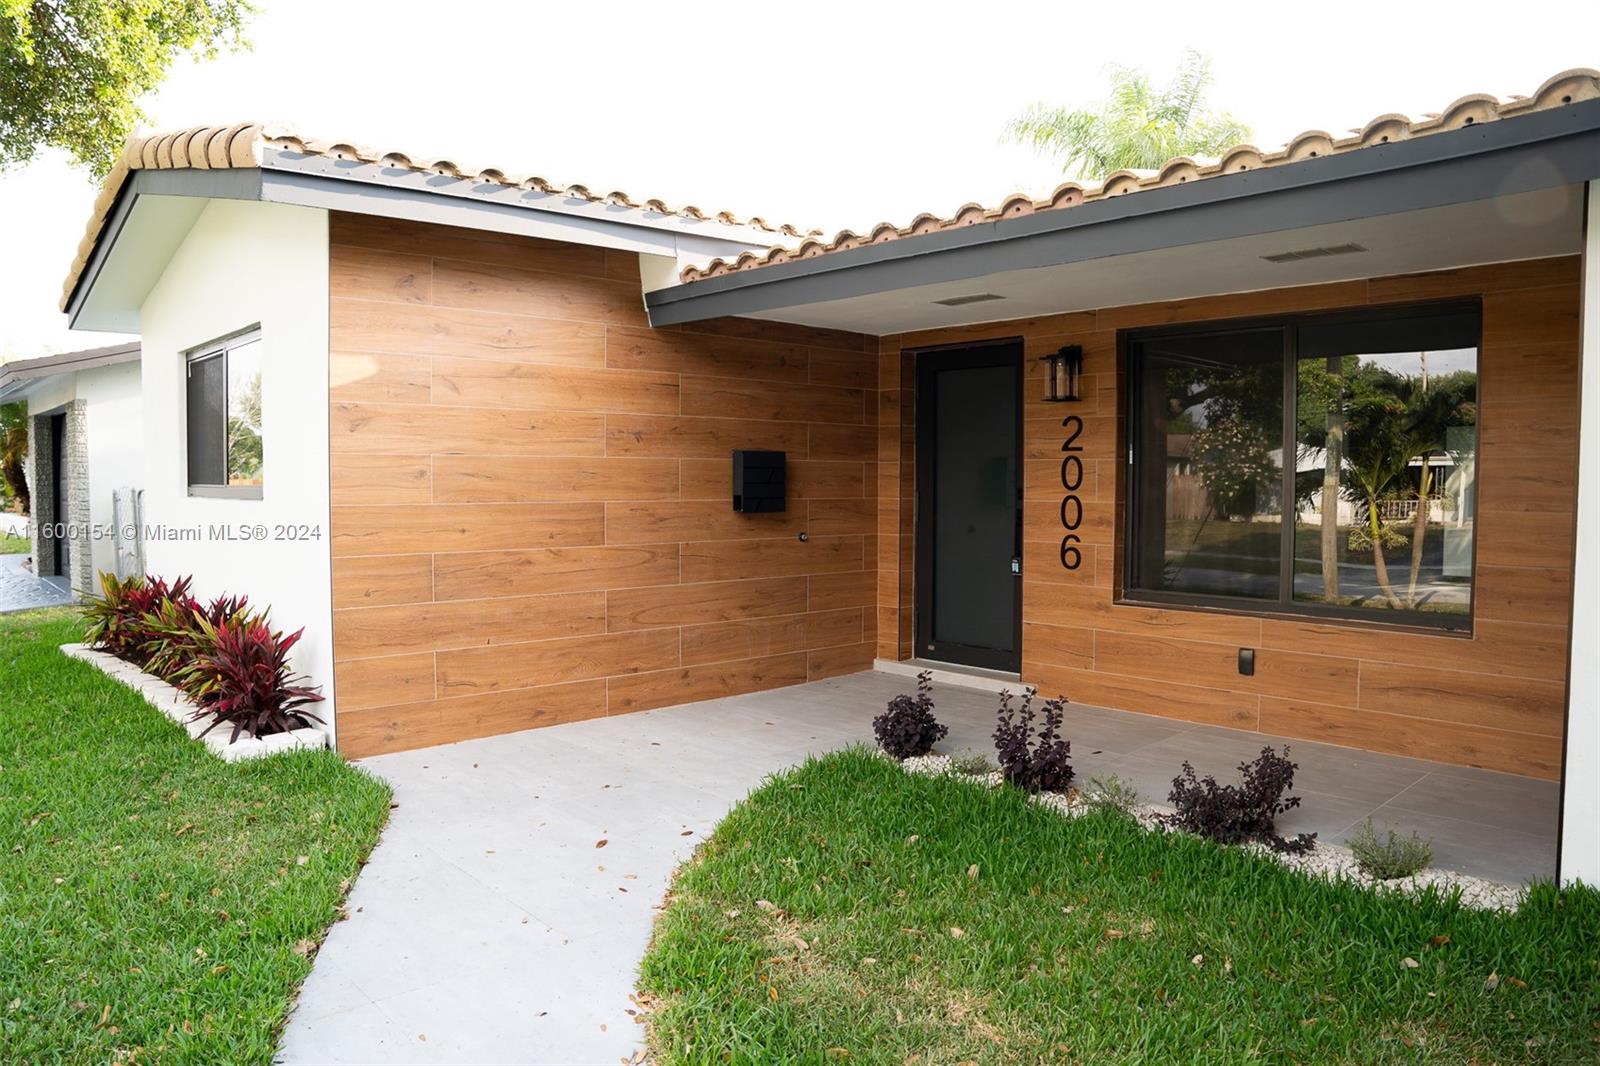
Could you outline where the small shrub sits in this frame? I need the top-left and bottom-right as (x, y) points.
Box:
(950, 750), (998, 775)
(1348, 818), (1433, 880)
(872, 671), (948, 759)
(993, 689), (1073, 794)
(179, 618), (324, 742)
(1084, 775), (1142, 815)
(1166, 746), (1316, 853)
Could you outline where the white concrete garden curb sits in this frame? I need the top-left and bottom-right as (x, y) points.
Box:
(60, 642), (327, 762)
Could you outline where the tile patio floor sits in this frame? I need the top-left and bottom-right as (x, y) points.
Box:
(0, 552), (72, 613)
(278, 670), (1559, 1065)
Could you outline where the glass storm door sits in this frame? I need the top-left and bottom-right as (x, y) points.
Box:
(914, 342), (1023, 671)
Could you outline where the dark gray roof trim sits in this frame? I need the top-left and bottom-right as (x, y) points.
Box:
(646, 98), (1600, 328)
(64, 161), (781, 327)
(64, 168), (262, 325)
(259, 170), (770, 264)
(0, 342), (140, 399)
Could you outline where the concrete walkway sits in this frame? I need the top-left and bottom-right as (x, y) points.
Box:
(278, 671), (1558, 1065)
(0, 552), (71, 613)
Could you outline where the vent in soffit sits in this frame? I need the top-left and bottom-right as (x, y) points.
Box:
(1260, 242), (1368, 263)
(932, 292), (1006, 306)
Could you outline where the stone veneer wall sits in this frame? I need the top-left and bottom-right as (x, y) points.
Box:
(28, 399), (93, 595)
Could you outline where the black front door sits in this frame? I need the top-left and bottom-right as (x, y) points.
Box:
(915, 342), (1023, 671)
(49, 413), (69, 579)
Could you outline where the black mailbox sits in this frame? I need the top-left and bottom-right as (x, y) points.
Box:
(732, 450), (786, 513)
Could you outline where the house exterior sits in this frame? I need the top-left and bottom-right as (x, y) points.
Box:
(0, 342), (143, 592)
(57, 69), (1600, 882)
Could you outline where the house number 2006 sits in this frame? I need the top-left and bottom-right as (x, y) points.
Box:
(1059, 415), (1085, 570)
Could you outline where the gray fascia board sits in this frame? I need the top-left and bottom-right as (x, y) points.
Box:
(64, 168), (262, 325)
(646, 99), (1600, 326)
(258, 160), (777, 260)
(65, 160), (774, 326)
(0, 345), (140, 399)
(5, 342), (140, 376)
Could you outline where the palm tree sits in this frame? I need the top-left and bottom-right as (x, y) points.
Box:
(0, 402), (28, 515)
(1004, 50), (1251, 180)
(1400, 369), (1476, 607)
(1295, 357), (1353, 602)
(1341, 402), (1412, 610)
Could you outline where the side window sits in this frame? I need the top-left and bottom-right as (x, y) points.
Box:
(186, 330), (264, 498)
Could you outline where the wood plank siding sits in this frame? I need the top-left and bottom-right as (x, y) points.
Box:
(327, 214), (878, 757)
(327, 212), (1576, 779)
(877, 257), (1580, 779)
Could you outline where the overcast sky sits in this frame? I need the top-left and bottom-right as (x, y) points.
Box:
(0, 0), (1592, 357)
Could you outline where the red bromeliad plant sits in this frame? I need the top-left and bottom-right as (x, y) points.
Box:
(179, 617), (324, 742)
(81, 572), (325, 743)
(142, 591), (258, 685)
(82, 572), (195, 664)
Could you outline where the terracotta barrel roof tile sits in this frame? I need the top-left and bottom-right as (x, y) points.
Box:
(676, 67), (1600, 284)
(59, 122), (819, 309)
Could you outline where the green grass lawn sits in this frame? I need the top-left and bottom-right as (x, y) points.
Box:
(641, 750), (1600, 1065)
(0, 608), (392, 1064)
(0, 529), (29, 553)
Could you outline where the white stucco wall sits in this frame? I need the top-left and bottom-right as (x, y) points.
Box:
(136, 198), (336, 741)
(82, 360), (143, 580)
(21, 374), (75, 420)
(1563, 181), (1599, 887)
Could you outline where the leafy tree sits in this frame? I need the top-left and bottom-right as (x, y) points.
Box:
(226, 369), (262, 484)
(1155, 356), (1282, 590)
(1, 0), (253, 176)
(1163, 356), (1282, 524)
(1189, 416), (1277, 521)
(1, 401), (27, 514)
(1004, 50), (1250, 180)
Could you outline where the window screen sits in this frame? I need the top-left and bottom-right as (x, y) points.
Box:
(186, 352), (227, 487)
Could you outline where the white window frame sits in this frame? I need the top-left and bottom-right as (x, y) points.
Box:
(185, 326), (264, 500)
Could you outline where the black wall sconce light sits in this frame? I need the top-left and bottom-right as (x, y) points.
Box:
(1040, 344), (1084, 402)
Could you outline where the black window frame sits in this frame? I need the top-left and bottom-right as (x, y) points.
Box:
(1121, 299), (1481, 634)
(185, 326), (264, 500)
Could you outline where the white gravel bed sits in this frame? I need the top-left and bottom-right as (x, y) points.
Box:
(895, 751), (1523, 911)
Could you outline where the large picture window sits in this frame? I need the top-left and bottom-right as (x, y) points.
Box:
(1126, 304), (1479, 629)
(186, 329), (264, 498)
